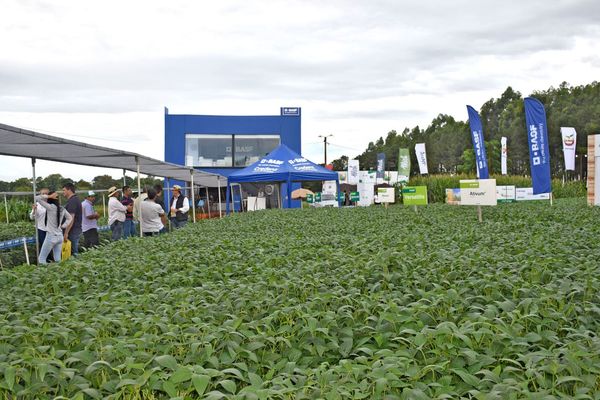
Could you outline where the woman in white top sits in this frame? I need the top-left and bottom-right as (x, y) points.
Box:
(35, 191), (73, 264)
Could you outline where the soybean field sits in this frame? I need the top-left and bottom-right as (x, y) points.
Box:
(1, 199), (600, 399)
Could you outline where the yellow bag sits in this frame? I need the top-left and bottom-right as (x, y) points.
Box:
(61, 239), (72, 262)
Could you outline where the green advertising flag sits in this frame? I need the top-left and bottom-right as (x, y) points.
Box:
(398, 148), (410, 184)
(402, 186), (428, 205)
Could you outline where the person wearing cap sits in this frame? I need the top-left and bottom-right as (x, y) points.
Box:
(169, 184), (189, 229)
(30, 187), (53, 262)
(108, 186), (130, 241)
(81, 190), (100, 248)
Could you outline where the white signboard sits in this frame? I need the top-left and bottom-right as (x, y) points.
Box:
(359, 171), (376, 184)
(323, 180), (337, 195)
(460, 179), (497, 206)
(516, 187), (550, 201)
(377, 187), (395, 203)
(348, 159), (359, 185)
(357, 182), (374, 207)
(415, 143), (428, 174)
(496, 185), (516, 202)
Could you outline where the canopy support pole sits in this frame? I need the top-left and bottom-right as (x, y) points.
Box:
(4, 194), (8, 223)
(102, 194), (106, 218)
(278, 184), (282, 209)
(218, 179), (223, 218)
(122, 169), (127, 187)
(32, 158), (39, 264)
(190, 169), (196, 223)
(225, 182), (230, 215)
(165, 178), (171, 232)
(287, 179), (292, 209)
(136, 156), (143, 237)
(205, 186), (211, 218)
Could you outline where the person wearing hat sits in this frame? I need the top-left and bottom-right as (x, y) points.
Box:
(81, 190), (100, 248)
(169, 184), (189, 229)
(107, 186), (130, 241)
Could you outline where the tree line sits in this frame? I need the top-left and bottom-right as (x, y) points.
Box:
(0, 174), (163, 193)
(332, 81), (600, 178)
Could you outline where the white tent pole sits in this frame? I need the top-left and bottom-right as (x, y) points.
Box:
(102, 194), (106, 218)
(218, 179), (222, 218)
(190, 169), (196, 223)
(122, 169), (127, 187)
(205, 186), (210, 218)
(4, 194), (8, 223)
(31, 158), (39, 264)
(165, 178), (171, 232)
(136, 156), (143, 237)
(278, 184), (282, 209)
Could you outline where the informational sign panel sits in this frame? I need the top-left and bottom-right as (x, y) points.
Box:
(315, 192), (322, 202)
(377, 187), (395, 203)
(359, 171), (376, 184)
(403, 186), (428, 205)
(445, 188), (461, 205)
(515, 188), (550, 201)
(496, 185), (516, 203)
(350, 192), (360, 202)
(460, 179), (497, 206)
(348, 160), (360, 185)
(306, 194), (314, 203)
(357, 183), (374, 207)
(322, 180), (336, 194)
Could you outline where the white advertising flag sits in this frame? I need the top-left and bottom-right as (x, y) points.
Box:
(501, 137), (508, 175)
(347, 159), (360, 184)
(560, 127), (577, 171)
(415, 143), (428, 174)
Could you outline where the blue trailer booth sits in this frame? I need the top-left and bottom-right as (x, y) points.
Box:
(164, 107), (303, 209)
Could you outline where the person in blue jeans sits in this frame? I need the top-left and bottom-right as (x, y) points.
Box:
(121, 186), (136, 238)
(62, 182), (82, 256)
(35, 191), (73, 264)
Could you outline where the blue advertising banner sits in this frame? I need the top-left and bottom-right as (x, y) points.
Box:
(376, 153), (385, 179)
(466, 105), (489, 179)
(524, 97), (552, 194)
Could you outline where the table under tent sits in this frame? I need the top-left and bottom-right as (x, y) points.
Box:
(225, 144), (340, 213)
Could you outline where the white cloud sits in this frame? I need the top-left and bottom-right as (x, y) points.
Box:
(1, 0), (600, 181)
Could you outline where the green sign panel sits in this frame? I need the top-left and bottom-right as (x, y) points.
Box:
(402, 186), (428, 205)
(460, 181), (480, 189)
(338, 193), (345, 202)
(315, 192), (322, 202)
(306, 194), (314, 203)
(350, 191), (360, 202)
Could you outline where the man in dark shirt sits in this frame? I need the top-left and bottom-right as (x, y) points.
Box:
(154, 184), (167, 233)
(121, 186), (136, 238)
(62, 182), (83, 256)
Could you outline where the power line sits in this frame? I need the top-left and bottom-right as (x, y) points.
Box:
(327, 142), (364, 153)
(15, 125), (139, 144)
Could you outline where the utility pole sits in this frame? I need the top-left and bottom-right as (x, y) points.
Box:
(318, 134), (333, 165)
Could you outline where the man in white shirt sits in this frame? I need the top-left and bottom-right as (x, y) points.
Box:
(141, 188), (166, 236)
(107, 186), (130, 241)
(169, 184), (190, 229)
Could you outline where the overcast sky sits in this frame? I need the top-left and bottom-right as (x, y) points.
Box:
(1, 0), (599, 182)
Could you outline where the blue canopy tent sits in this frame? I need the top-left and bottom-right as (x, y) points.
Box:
(225, 144), (340, 213)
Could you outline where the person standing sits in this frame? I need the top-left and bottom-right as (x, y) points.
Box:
(141, 188), (167, 236)
(132, 187), (148, 231)
(81, 191), (100, 248)
(108, 186), (129, 241)
(154, 184), (167, 233)
(121, 186), (136, 238)
(30, 187), (52, 262)
(62, 182), (82, 256)
(35, 191), (72, 264)
(169, 184), (189, 229)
